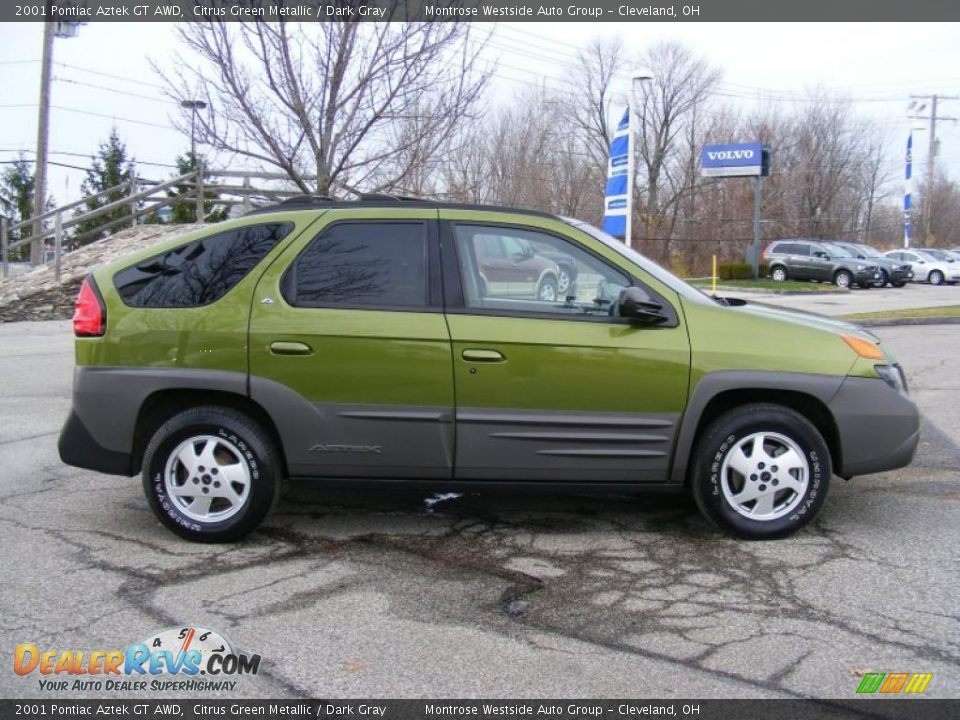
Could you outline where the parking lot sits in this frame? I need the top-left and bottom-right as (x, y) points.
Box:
(1, 315), (958, 699)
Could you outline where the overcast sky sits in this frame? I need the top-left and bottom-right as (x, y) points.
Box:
(1, 21), (959, 205)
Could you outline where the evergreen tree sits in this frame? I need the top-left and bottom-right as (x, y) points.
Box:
(169, 152), (228, 224)
(142, 152), (228, 226)
(74, 128), (136, 243)
(1, 155), (38, 261)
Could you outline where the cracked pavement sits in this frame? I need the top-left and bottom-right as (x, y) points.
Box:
(1, 320), (958, 699)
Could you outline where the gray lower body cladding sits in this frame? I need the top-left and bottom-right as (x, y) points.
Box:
(60, 367), (919, 485)
(58, 366), (247, 476)
(827, 376), (920, 476)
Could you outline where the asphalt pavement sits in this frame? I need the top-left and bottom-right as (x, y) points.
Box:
(1, 318), (958, 700)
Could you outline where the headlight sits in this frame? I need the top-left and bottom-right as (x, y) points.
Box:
(875, 364), (908, 394)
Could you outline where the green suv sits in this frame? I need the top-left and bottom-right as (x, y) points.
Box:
(58, 197), (920, 542)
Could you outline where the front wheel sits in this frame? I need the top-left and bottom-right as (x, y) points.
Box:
(874, 270), (889, 288)
(142, 406), (280, 542)
(892, 281), (906, 288)
(929, 270), (944, 286)
(690, 403), (831, 539)
(833, 270), (853, 288)
(537, 276), (559, 302)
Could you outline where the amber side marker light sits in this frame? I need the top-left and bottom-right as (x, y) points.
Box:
(842, 334), (884, 360)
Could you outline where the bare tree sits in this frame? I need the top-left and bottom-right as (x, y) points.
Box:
(634, 42), (721, 252)
(566, 38), (627, 169)
(156, 18), (491, 195)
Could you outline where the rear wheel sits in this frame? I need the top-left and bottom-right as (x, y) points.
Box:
(833, 270), (853, 288)
(142, 406), (280, 542)
(771, 266), (788, 282)
(690, 403), (831, 539)
(929, 270), (944, 286)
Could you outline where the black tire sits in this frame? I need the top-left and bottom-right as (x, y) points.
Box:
(833, 270), (853, 288)
(929, 270), (944, 286)
(537, 276), (559, 302)
(770, 265), (789, 282)
(557, 265), (575, 297)
(857, 282), (872, 289)
(892, 281), (906, 288)
(142, 406), (280, 542)
(874, 270), (889, 288)
(690, 403), (831, 540)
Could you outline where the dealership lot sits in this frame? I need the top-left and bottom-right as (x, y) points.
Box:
(1, 317), (958, 699)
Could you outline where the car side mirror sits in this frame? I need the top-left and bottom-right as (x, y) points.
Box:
(618, 287), (668, 324)
(814, 251), (828, 259)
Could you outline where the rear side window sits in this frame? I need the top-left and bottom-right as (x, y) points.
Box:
(115, 223), (292, 308)
(282, 221), (427, 308)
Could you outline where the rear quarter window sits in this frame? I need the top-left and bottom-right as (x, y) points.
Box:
(281, 221), (428, 308)
(114, 223), (293, 308)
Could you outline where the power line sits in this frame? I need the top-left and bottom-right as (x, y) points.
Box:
(53, 76), (169, 104)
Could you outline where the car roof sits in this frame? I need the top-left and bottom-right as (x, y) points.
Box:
(242, 194), (559, 220)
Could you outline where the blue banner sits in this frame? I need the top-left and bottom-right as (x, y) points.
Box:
(904, 132), (912, 247)
(700, 142), (764, 177)
(602, 108), (631, 239)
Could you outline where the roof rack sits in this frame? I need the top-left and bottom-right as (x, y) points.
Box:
(279, 194), (335, 204)
(357, 193), (423, 202)
(243, 195), (558, 220)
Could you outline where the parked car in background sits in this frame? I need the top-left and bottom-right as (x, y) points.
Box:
(475, 232), (562, 301)
(884, 249), (960, 286)
(762, 239), (882, 288)
(58, 196), (919, 542)
(827, 242), (913, 288)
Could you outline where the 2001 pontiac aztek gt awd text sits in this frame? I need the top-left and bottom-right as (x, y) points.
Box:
(58, 197), (920, 542)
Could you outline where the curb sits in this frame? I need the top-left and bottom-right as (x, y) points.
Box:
(698, 285), (850, 296)
(848, 316), (960, 328)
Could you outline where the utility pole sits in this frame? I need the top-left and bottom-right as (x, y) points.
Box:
(31, 17), (55, 266)
(909, 94), (959, 247)
(31, 16), (82, 266)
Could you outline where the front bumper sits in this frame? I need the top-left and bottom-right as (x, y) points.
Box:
(853, 269), (883, 284)
(828, 376), (920, 477)
(889, 267), (914, 283)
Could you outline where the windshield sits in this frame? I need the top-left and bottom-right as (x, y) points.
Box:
(853, 244), (883, 258)
(825, 244), (852, 258)
(562, 218), (712, 304)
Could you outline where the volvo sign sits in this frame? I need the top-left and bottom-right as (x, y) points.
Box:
(700, 142), (769, 177)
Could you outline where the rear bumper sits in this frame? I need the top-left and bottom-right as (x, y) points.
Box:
(828, 376), (920, 477)
(58, 410), (133, 476)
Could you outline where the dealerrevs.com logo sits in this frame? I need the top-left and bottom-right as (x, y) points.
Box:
(14, 626), (261, 693)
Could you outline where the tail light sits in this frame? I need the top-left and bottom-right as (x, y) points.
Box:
(73, 276), (106, 337)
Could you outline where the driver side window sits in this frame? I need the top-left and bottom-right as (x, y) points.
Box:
(452, 224), (630, 318)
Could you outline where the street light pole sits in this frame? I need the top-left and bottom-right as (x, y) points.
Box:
(626, 70), (653, 248)
(180, 99), (207, 165)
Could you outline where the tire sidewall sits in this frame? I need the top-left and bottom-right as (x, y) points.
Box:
(694, 407), (830, 539)
(143, 410), (276, 542)
(834, 270), (852, 288)
(929, 270), (944, 286)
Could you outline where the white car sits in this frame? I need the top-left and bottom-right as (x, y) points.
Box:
(884, 249), (960, 286)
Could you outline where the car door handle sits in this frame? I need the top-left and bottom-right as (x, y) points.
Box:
(462, 349), (506, 363)
(270, 341), (313, 356)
